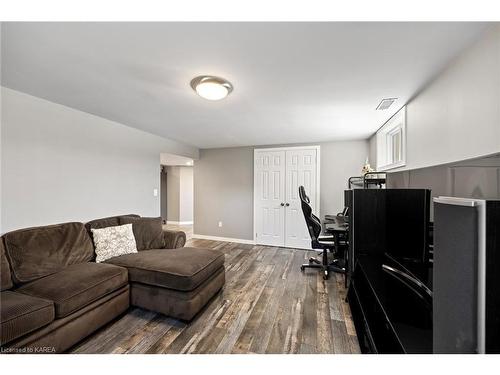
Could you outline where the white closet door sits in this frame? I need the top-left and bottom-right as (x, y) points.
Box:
(284, 148), (318, 249)
(254, 150), (286, 246)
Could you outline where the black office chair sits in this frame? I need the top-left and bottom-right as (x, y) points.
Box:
(299, 185), (345, 279)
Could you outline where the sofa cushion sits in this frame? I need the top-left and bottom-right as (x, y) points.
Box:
(105, 247), (225, 291)
(1, 239), (13, 291)
(17, 262), (128, 318)
(85, 214), (140, 235)
(1, 291), (54, 345)
(4, 222), (94, 284)
(130, 268), (225, 321)
(119, 216), (165, 250)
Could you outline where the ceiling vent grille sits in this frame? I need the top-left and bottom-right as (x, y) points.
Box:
(376, 98), (397, 110)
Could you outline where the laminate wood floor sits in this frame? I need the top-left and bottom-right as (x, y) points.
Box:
(71, 239), (360, 354)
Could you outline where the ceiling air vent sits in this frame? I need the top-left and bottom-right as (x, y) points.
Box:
(376, 98), (397, 110)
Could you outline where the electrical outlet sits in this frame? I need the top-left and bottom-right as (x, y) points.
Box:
(153, 188), (158, 197)
(218, 221), (223, 227)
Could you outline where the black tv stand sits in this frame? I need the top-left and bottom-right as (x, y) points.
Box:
(348, 254), (433, 353)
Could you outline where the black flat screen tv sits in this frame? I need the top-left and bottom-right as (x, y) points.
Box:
(385, 189), (431, 264)
(349, 188), (431, 266)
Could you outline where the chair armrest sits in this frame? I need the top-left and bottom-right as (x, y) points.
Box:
(318, 236), (335, 242)
(163, 229), (186, 249)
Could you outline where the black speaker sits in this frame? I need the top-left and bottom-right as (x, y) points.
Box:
(434, 201), (478, 353)
(433, 198), (500, 353)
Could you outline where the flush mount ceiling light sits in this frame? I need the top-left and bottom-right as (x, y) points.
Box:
(190, 75), (233, 101)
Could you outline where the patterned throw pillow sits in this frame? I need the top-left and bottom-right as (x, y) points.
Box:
(91, 224), (138, 263)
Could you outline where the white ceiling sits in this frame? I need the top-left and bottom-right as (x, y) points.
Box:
(1, 22), (489, 149)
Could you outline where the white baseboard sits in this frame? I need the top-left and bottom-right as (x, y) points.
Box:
(166, 221), (193, 225)
(192, 234), (255, 245)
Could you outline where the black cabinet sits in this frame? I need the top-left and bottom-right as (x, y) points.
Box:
(348, 255), (433, 354)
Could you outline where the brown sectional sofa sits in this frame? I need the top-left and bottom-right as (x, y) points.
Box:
(0, 215), (225, 353)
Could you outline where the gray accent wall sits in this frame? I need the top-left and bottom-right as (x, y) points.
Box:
(387, 154), (500, 220)
(194, 140), (368, 240)
(194, 147), (254, 240)
(1, 88), (198, 233)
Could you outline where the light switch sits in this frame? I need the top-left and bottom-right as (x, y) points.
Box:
(218, 221), (223, 227)
(153, 188), (158, 197)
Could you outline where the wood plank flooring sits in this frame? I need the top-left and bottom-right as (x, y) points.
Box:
(71, 238), (360, 354)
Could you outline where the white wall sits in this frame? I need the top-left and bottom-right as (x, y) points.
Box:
(165, 166), (181, 222)
(179, 166), (194, 223)
(165, 165), (193, 223)
(370, 25), (500, 171)
(1, 88), (198, 233)
(319, 140), (369, 217)
(194, 140), (368, 240)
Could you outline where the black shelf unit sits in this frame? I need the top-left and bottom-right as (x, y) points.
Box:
(348, 255), (433, 354)
(345, 189), (433, 353)
(348, 172), (386, 189)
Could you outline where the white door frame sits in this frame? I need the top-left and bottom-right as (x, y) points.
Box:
(253, 145), (321, 246)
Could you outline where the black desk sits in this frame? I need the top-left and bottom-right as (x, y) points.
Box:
(324, 215), (349, 286)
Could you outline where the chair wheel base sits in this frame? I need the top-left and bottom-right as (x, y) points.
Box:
(308, 257), (321, 265)
(300, 256), (345, 278)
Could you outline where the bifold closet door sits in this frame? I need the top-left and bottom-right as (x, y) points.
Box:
(255, 147), (318, 249)
(254, 150), (286, 246)
(285, 149), (317, 249)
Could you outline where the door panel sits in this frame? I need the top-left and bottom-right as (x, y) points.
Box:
(285, 149), (318, 249)
(255, 151), (286, 246)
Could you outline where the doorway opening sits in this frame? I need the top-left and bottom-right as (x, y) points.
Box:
(160, 153), (194, 240)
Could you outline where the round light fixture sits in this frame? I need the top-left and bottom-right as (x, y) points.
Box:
(190, 75), (233, 101)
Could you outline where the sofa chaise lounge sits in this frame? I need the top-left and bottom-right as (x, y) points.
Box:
(0, 214), (225, 353)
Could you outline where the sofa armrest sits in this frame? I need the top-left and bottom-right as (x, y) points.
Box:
(163, 230), (186, 249)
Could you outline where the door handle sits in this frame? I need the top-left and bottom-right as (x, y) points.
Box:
(285, 203), (290, 207)
(280, 202), (285, 206)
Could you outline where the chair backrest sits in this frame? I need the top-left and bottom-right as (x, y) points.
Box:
(299, 186), (322, 242)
